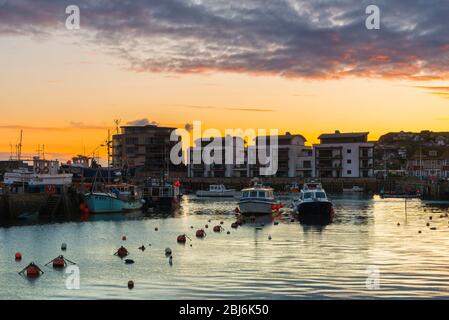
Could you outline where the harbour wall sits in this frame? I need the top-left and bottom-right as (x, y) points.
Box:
(171, 177), (449, 200)
(0, 188), (82, 220)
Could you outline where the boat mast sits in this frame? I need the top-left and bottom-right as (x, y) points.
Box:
(17, 129), (23, 161)
(107, 129), (111, 184)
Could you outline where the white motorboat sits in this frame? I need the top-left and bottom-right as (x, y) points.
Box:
(238, 184), (276, 215)
(196, 184), (239, 198)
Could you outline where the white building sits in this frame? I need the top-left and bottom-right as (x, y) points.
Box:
(314, 131), (374, 178)
(252, 133), (313, 178)
(187, 136), (250, 178)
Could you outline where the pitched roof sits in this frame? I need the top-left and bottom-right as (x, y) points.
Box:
(318, 132), (369, 139)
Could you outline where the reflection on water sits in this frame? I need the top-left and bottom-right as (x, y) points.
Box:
(1, 194), (449, 299)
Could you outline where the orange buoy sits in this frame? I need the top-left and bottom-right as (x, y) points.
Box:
(177, 234), (187, 243)
(213, 225), (222, 232)
(15, 252), (22, 261)
(196, 229), (206, 238)
(115, 246), (129, 258)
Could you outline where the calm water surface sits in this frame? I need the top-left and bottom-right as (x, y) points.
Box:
(1, 194), (449, 299)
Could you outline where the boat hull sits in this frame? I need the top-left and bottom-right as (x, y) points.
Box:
(296, 201), (334, 224)
(238, 199), (274, 215)
(196, 190), (238, 198)
(84, 193), (142, 213)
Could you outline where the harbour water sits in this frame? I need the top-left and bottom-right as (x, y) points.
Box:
(1, 194), (449, 299)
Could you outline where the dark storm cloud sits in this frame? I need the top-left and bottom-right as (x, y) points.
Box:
(1, 0), (448, 80)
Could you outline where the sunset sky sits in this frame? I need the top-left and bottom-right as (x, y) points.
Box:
(0, 0), (448, 163)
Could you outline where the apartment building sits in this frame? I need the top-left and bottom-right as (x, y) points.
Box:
(187, 136), (249, 178)
(112, 124), (185, 177)
(253, 133), (313, 178)
(314, 131), (374, 178)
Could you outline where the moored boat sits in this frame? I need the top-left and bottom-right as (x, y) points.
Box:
(196, 185), (239, 198)
(84, 192), (143, 213)
(142, 178), (181, 210)
(293, 182), (334, 224)
(343, 186), (364, 193)
(238, 184), (276, 215)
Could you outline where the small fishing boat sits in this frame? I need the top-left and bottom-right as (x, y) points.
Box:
(84, 169), (143, 213)
(142, 178), (181, 209)
(343, 186), (364, 193)
(84, 192), (143, 213)
(293, 182), (334, 224)
(238, 184), (276, 215)
(16, 211), (39, 221)
(196, 185), (239, 198)
(380, 190), (421, 199)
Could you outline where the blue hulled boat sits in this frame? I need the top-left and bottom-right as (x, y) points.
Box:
(84, 192), (142, 213)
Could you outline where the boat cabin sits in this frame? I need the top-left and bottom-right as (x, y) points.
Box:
(299, 183), (328, 201)
(209, 185), (227, 192)
(241, 187), (274, 200)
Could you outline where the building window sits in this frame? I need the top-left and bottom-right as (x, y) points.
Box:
(347, 159), (352, 164)
(347, 149), (352, 154)
(347, 170), (352, 174)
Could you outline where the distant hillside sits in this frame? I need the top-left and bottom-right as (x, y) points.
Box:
(378, 131), (449, 146)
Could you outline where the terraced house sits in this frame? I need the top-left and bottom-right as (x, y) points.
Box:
(407, 148), (449, 180)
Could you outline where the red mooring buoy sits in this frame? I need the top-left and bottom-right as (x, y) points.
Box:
(15, 252), (22, 261)
(19, 262), (43, 278)
(196, 229), (206, 238)
(115, 246), (129, 258)
(177, 234), (187, 243)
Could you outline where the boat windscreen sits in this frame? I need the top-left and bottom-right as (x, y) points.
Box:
(303, 193), (312, 199)
(316, 192), (326, 198)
